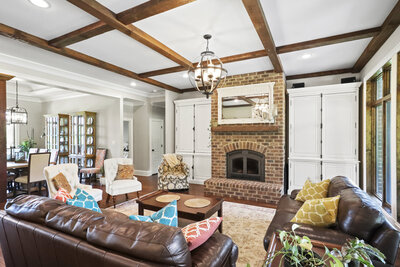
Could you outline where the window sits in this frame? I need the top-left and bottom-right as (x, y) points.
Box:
(6, 124), (19, 160)
(370, 66), (391, 206)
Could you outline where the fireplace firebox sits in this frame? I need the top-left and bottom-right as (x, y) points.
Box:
(226, 150), (265, 182)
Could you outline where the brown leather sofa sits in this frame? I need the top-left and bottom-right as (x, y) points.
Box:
(264, 176), (400, 267)
(0, 195), (238, 267)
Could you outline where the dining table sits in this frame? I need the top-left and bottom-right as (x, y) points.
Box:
(7, 161), (29, 170)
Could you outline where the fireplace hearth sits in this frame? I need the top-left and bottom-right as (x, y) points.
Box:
(226, 150), (265, 182)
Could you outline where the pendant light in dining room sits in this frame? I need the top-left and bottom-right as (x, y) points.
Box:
(9, 81), (28, 124)
(188, 34), (227, 98)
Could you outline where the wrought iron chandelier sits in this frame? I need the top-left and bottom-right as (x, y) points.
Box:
(7, 81), (28, 124)
(188, 34), (227, 98)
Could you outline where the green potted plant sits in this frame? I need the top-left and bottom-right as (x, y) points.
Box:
(325, 238), (386, 267)
(18, 138), (37, 159)
(264, 224), (325, 267)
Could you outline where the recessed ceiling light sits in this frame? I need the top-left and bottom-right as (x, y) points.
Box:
(152, 89), (158, 93)
(234, 98), (239, 103)
(301, 53), (312, 59)
(182, 73), (189, 78)
(28, 0), (50, 8)
(130, 81), (137, 87)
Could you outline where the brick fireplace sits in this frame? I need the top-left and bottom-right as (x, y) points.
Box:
(204, 71), (285, 204)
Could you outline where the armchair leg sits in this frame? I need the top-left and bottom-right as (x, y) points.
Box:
(112, 196), (116, 208)
(106, 194), (111, 203)
(125, 194), (129, 201)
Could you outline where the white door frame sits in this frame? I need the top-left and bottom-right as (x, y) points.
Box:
(150, 118), (165, 174)
(123, 117), (134, 159)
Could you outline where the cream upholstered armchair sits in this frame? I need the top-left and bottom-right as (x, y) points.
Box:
(104, 158), (142, 208)
(44, 163), (103, 202)
(158, 154), (189, 191)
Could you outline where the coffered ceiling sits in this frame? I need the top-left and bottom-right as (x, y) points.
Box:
(0, 0), (399, 94)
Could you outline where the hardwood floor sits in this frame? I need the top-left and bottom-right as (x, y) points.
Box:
(95, 174), (277, 209)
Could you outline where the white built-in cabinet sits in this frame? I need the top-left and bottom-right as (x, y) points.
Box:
(175, 98), (211, 184)
(288, 82), (361, 192)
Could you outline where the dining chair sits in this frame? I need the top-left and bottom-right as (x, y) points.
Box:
(14, 152), (50, 195)
(38, 148), (48, 153)
(80, 148), (107, 183)
(29, 148), (38, 154)
(49, 149), (59, 165)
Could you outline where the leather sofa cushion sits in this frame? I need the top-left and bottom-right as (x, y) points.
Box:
(282, 222), (354, 245)
(87, 219), (192, 266)
(45, 205), (107, 239)
(277, 195), (304, 214)
(337, 187), (385, 241)
(328, 176), (357, 197)
(5, 195), (64, 224)
(191, 233), (238, 267)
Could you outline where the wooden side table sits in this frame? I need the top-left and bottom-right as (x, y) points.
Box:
(265, 232), (342, 267)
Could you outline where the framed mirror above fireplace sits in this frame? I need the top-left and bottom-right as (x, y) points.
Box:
(218, 82), (276, 125)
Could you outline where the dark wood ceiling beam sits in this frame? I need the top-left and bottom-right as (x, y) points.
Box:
(66, 0), (192, 68)
(139, 26), (378, 77)
(352, 2), (400, 72)
(139, 49), (268, 78)
(50, 0), (195, 47)
(0, 23), (181, 93)
(286, 68), (354, 80)
(277, 27), (381, 54)
(242, 0), (283, 72)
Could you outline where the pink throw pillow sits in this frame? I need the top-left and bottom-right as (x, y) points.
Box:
(181, 217), (222, 251)
(54, 187), (73, 203)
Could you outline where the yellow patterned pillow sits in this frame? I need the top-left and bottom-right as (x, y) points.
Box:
(291, 195), (340, 227)
(295, 179), (330, 202)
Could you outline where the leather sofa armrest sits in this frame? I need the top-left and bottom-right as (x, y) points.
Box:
(191, 233), (238, 267)
(370, 222), (400, 265)
(290, 189), (301, 199)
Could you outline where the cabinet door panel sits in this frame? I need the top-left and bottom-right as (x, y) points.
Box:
(194, 103), (211, 153)
(289, 95), (321, 158)
(322, 92), (357, 160)
(175, 105), (194, 153)
(289, 159), (321, 191)
(181, 154), (193, 181)
(322, 162), (358, 186)
(193, 154), (211, 184)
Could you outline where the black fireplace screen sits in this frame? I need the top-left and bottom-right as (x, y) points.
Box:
(226, 150), (265, 182)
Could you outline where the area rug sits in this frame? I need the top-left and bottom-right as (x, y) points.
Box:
(109, 200), (276, 267)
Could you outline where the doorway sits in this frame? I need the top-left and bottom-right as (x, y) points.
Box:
(123, 119), (133, 159)
(151, 119), (164, 174)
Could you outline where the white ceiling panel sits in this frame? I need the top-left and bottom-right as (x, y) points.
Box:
(134, 0), (264, 61)
(152, 71), (192, 90)
(223, 57), (274, 76)
(261, 0), (397, 46)
(281, 38), (372, 75)
(0, 0), (98, 40)
(97, 0), (149, 14)
(152, 56), (274, 89)
(68, 30), (179, 73)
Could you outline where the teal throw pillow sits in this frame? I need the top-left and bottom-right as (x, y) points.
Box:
(66, 188), (102, 213)
(129, 200), (177, 227)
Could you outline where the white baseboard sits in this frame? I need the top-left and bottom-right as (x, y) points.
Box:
(135, 170), (154, 176)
